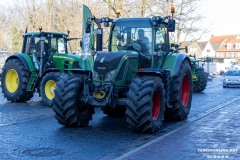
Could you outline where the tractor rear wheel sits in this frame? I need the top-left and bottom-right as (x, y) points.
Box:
(40, 72), (62, 107)
(1, 59), (33, 102)
(165, 60), (192, 121)
(193, 69), (207, 92)
(53, 74), (94, 127)
(126, 76), (165, 133)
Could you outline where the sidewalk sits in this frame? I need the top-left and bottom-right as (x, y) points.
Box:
(117, 99), (240, 160)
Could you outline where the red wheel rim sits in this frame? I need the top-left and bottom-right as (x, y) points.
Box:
(182, 74), (190, 107)
(152, 91), (161, 121)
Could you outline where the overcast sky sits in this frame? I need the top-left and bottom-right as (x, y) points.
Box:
(198, 0), (240, 40)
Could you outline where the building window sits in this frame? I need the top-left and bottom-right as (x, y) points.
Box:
(207, 49), (210, 52)
(190, 48), (197, 53)
(233, 52), (236, 58)
(236, 43), (240, 49)
(226, 52), (230, 58)
(227, 43), (232, 49)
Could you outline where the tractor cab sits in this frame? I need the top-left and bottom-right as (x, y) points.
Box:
(22, 31), (68, 56)
(109, 18), (169, 68)
(21, 30), (68, 71)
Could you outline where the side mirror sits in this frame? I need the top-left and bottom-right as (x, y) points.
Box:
(168, 19), (175, 32)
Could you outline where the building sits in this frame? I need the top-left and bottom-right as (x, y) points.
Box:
(215, 35), (240, 62)
(180, 41), (207, 59)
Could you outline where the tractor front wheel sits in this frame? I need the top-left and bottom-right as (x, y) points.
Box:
(53, 74), (94, 127)
(126, 76), (165, 133)
(1, 59), (33, 102)
(40, 72), (62, 107)
(165, 60), (192, 121)
(193, 69), (208, 92)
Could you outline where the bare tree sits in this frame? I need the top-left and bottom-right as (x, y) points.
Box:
(0, 0), (208, 52)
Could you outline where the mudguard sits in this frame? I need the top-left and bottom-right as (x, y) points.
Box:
(6, 53), (35, 72)
(136, 69), (164, 79)
(162, 53), (191, 77)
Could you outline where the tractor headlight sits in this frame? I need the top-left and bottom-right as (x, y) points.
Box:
(105, 70), (116, 81)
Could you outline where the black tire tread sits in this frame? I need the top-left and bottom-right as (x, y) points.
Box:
(193, 69), (208, 92)
(52, 74), (94, 127)
(165, 60), (192, 121)
(126, 76), (165, 133)
(1, 59), (34, 102)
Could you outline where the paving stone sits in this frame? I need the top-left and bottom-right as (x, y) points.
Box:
(122, 100), (240, 160)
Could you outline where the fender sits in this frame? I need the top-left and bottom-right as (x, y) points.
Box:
(136, 69), (164, 79)
(6, 53), (35, 72)
(162, 53), (191, 77)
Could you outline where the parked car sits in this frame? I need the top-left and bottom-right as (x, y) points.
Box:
(223, 69), (240, 88)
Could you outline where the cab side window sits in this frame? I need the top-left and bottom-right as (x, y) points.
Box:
(155, 28), (166, 51)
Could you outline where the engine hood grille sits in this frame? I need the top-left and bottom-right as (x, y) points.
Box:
(94, 52), (125, 80)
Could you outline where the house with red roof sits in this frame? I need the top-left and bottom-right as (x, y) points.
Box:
(203, 35), (240, 62)
(215, 35), (240, 61)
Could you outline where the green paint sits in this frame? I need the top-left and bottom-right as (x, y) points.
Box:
(162, 53), (180, 77)
(21, 53), (36, 72)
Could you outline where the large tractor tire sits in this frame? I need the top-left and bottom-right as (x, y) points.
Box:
(53, 74), (94, 127)
(1, 59), (33, 102)
(126, 76), (165, 133)
(101, 105), (126, 117)
(193, 69), (207, 92)
(40, 72), (62, 107)
(165, 60), (192, 121)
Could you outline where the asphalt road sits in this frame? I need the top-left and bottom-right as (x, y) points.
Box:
(0, 75), (239, 160)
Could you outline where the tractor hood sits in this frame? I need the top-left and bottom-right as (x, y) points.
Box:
(93, 51), (138, 82)
(94, 52), (125, 81)
(53, 53), (93, 71)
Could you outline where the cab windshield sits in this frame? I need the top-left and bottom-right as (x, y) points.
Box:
(111, 26), (152, 54)
(111, 19), (153, 54)
(111, 20), (167, 54)
(24, 35), (67, 54)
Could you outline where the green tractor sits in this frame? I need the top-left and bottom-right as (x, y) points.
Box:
(189, 55), (208, 92)
(53, 9), (193, 133)
(1, 27), (92, 106)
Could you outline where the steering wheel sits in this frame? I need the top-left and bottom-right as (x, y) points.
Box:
(48, 48), (57, 53)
